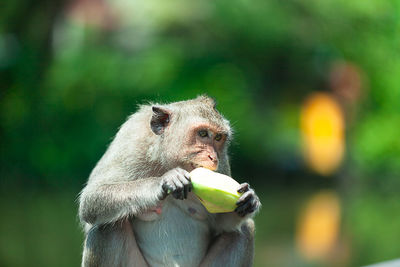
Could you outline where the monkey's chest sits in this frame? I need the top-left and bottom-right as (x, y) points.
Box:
(132, 199), (211, 267)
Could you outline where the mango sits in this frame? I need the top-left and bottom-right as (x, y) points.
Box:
(189, 168), (242, 213)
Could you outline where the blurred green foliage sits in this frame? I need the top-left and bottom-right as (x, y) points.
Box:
(1, 0), (399, 266)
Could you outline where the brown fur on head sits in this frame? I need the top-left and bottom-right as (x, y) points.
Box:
(149, 95), (232, 173)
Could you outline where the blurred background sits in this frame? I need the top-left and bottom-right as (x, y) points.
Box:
(1, 0), (400, 266)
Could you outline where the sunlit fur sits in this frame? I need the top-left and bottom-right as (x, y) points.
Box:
(79, 96), (257, 267)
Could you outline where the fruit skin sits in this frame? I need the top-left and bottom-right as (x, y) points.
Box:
(189, 168), (241, 213)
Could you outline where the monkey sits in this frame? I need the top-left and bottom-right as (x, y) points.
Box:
(79, 96), (261, 267)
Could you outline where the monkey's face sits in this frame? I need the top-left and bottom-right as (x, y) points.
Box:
(180, 123), (229, 172)
(149, 97), (231, 174)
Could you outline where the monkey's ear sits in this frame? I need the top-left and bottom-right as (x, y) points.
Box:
(197, 95), (217, 109)
(150, 106), (171, 135)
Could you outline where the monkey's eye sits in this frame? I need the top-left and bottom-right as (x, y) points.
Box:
(198, 130), (208, 138)
(215, 133), (223, 141)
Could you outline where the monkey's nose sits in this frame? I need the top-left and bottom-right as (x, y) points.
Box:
(208, 154), (218, 164)
(208, 154), (218, 167)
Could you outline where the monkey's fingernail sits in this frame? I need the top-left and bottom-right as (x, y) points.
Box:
(184, 188), (188, 199)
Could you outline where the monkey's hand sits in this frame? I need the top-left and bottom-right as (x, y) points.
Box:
(161, 168), (192, 200)
(234, 183), (261, 217)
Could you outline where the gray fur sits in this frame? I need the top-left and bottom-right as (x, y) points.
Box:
(79, 96), (259, 267)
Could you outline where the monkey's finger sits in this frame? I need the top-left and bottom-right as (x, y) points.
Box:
(176, 173), (191, 199)
(235, 196), (253, 214)
(235, 191), (259, 216)
(172, 187), (184, 200)
(235, 200), (258, 217)
(177, 172), (190, 186)
(183, 184), (189, 199)
(180, 168), (191, 179)
(162, 183), (172, 194)
(241, 206), (255, 217)
(243, 200), (260, 215)
(172, 178), (185, 200)
(164, 176), (180, 194)
(184, 180), (193, 193)
(177, 168), (191, 182)
(244, 197), (261, 214)
(188, 182), (192, 192)
(236, 191), (252, 206)
(235, 207), (247, 217)
(237, 183), (249, 193)
(159, 186), (169, 200)
(177, 174), (189, 199)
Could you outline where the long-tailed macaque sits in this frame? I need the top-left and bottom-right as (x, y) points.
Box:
(79, 96), (261, 267)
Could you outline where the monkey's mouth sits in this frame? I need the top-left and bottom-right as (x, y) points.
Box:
(190, 163), (217, 172)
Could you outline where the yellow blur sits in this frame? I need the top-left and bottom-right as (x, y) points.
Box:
(300, 93), (345, 176)
(296, 191), (341, 261)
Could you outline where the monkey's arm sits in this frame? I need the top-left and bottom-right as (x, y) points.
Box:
(199, 182), (260, 266)
(213, 212), (252, 232)
(79, 177), (164, 225)
(200, 219), (255, 267)
(79, 167), (191, 225)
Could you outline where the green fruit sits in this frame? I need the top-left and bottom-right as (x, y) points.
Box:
(190, 168), (241, 213)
